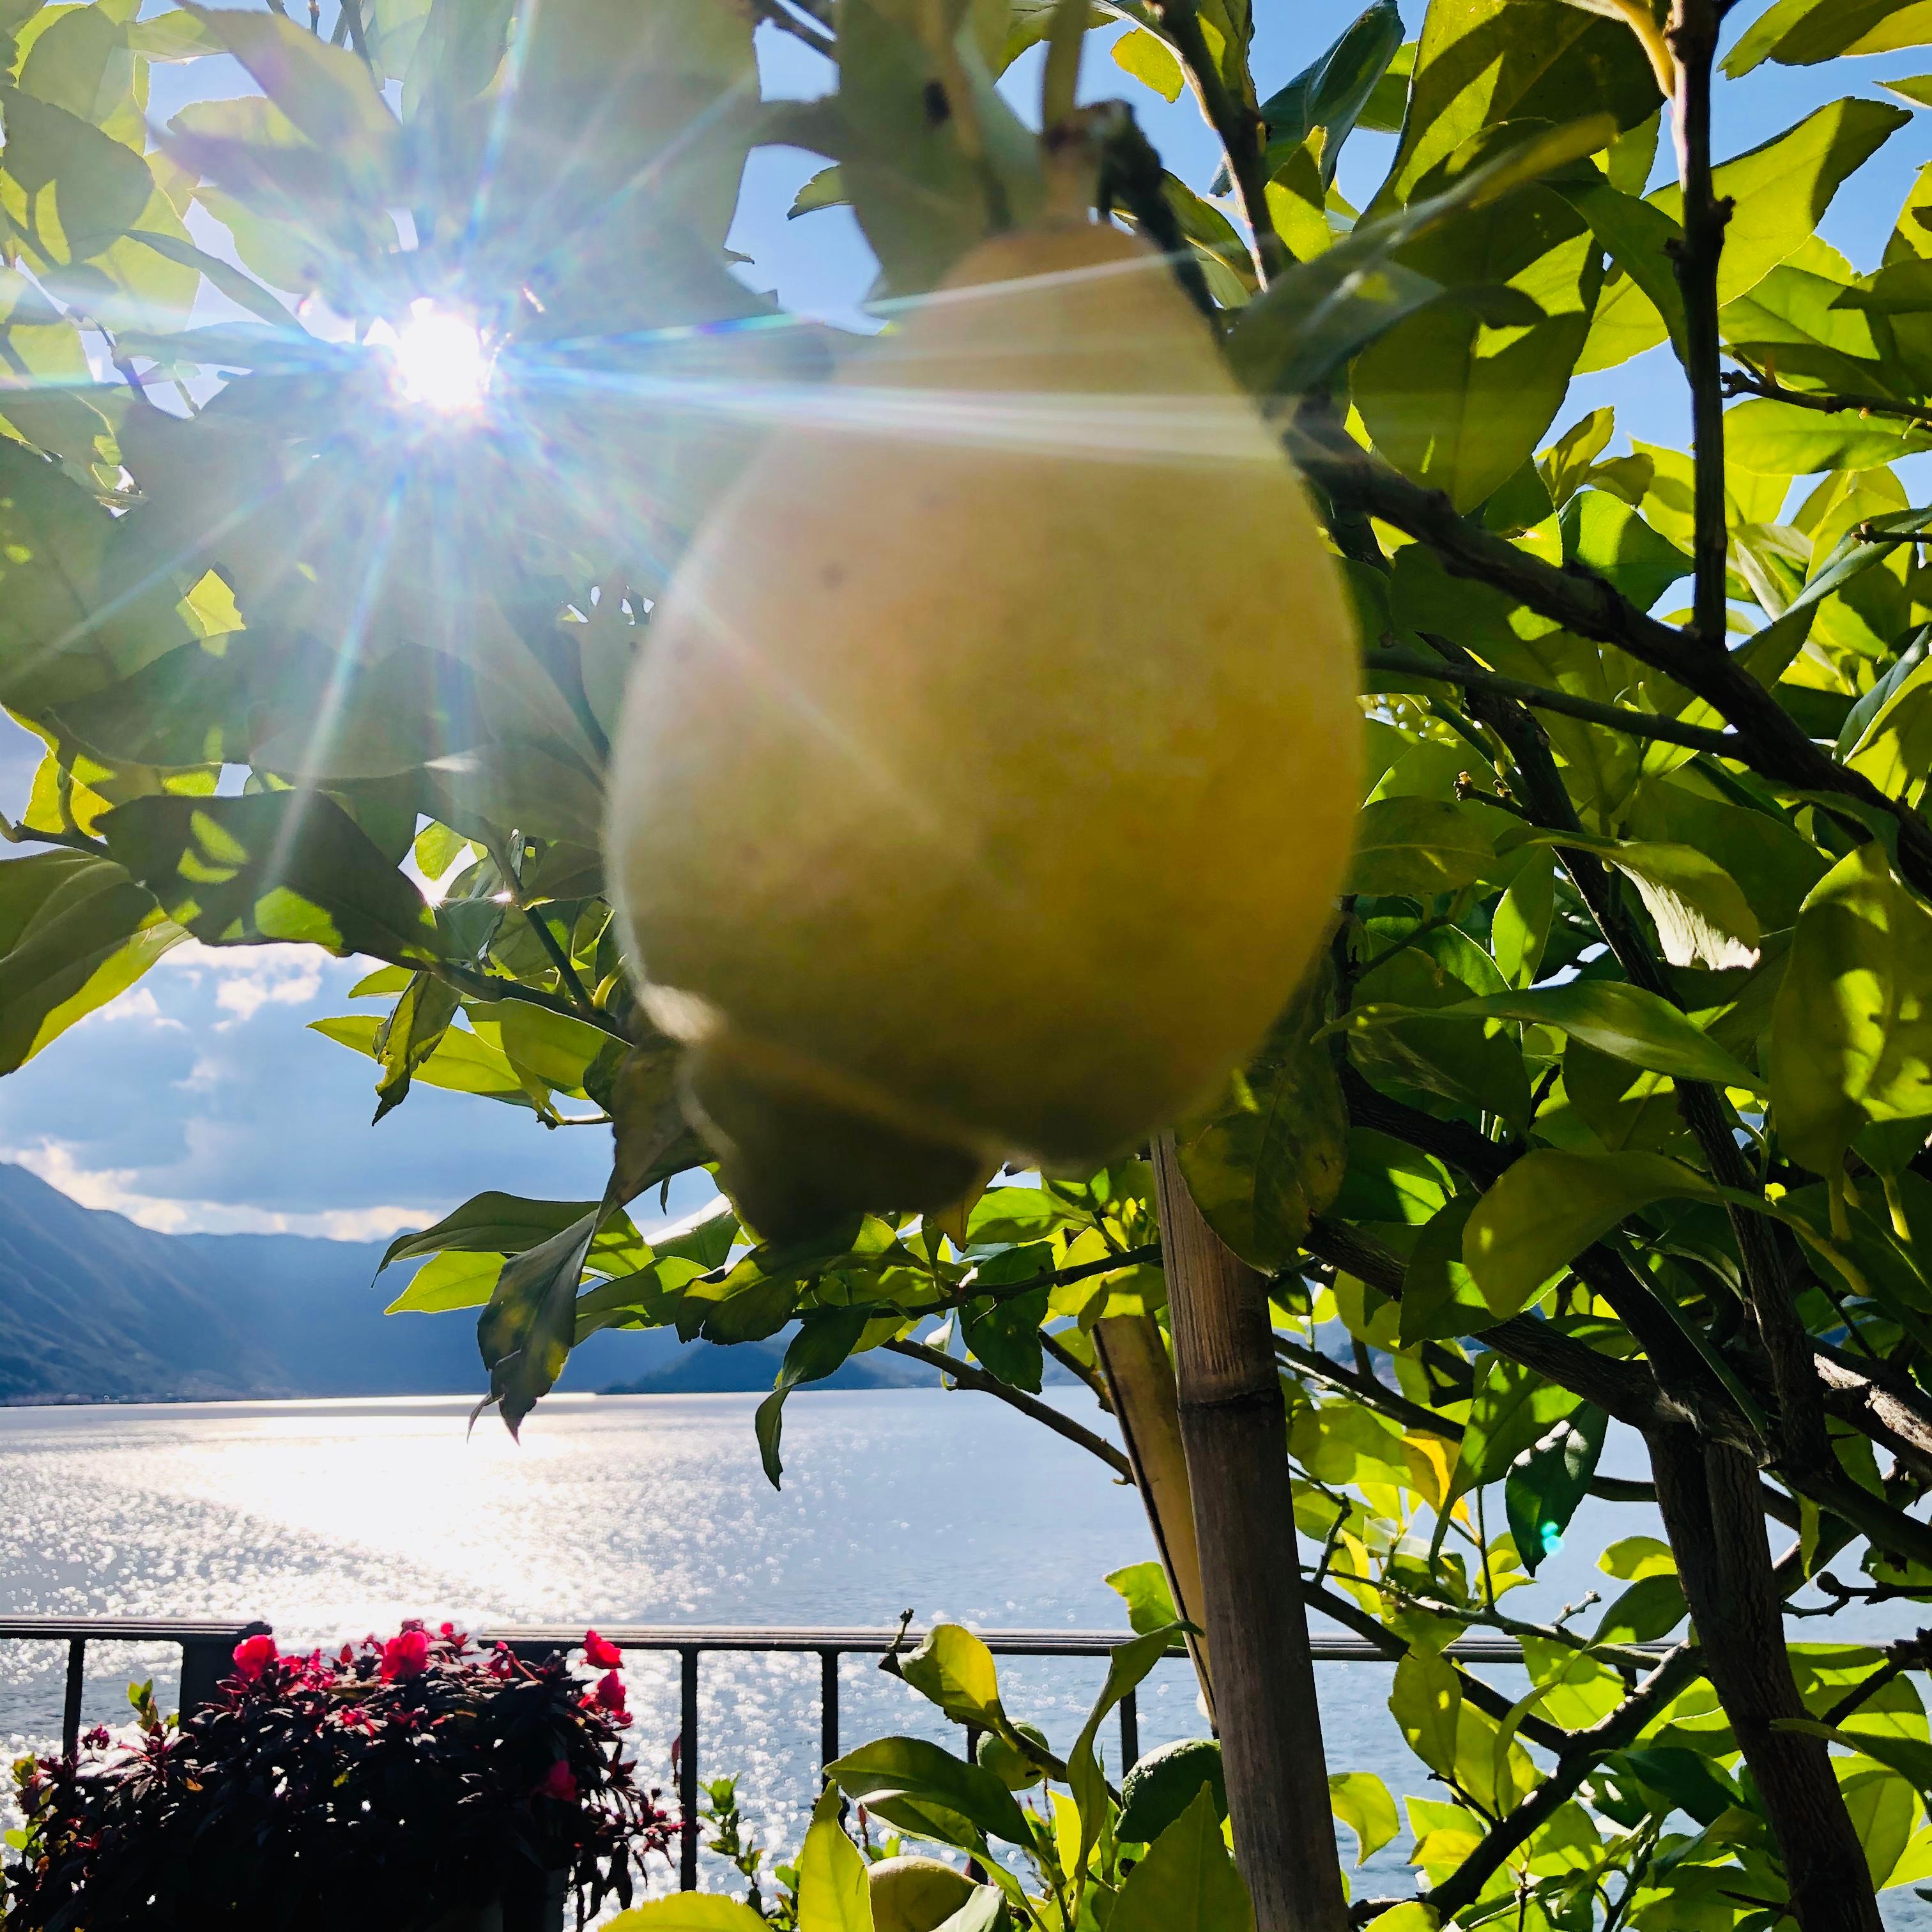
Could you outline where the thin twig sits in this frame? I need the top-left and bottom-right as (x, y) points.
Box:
(746, 0), (835, 52)
(1721, 364), (1932, 431)
(437, 962), (635, 1043)
(883, 1337), (1131, 1478)
(0, 815), (111, 859)
(521, 905), (602, 1025)
(1367, 648), (1739, 753)
(1041, 1328), (1112, 1407)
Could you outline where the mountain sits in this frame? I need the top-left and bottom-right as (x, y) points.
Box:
(0, 1162), (861, 1403)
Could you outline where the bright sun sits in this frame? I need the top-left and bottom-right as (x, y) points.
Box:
(385, 298), (493, 415)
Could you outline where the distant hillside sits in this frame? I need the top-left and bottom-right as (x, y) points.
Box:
(0, 1163), (784, 1403)
(601, 1336), (928, 1394)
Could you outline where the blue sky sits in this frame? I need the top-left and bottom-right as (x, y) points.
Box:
(1, 1), (1927, 1239)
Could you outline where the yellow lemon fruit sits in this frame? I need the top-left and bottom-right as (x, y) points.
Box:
(866, 1854), (979, 1932)
(606, 217), (1360, 1235)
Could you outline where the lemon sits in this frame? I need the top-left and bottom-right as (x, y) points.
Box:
(606, 218), (1360, 1234)
(1117, 1736), (1226, 1844)
(867, 1853), (979, 1932)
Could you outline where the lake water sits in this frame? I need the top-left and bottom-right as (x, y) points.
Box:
(0, 1392), (1919, 1921)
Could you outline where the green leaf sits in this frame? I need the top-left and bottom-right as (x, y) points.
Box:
(1112, 28), (1184, 101)
(99, 791), (445, 965)
(1390, 1648), (1461, 1777)
(1376, 0), (1657, 210)
(605, 1903), (771, 1932)
(1, 90), (155, 263)
(1175, 964), (1346, 1269)
(383, 1249), (505, 1315)
(1506, 1406), (1607, 1574)
(1400, 1193), (1493, 1342)
(379, 1192), (601, 1271)
(1340, 978), (1761, 1091)
(755, 1306), (874, 1487)
(476, 1209), (599, 1436)
(1777, 1719), (1932, 1797)
(1580, 99), (1909, 367)
(1772, 843), (1932, 1187)
(898, 1623), (1008, 1732)
(1595, 1574), (1687, 1644)
(370, 971), (461, 1124)
(1463, 1149), (1721, 1314)
(0, 848), (185, 1073)
(959, 1286), (1047, 1392)
(798, 1795), (874, 1932)
(825, 1736), (1031, 1848)
(1106, 1561), (1180, 1636)
(1559, 492), (1692, 611)
(1068, 1625), (1187, 1880)
(1728, 0), (1932, 75)
(1726, 397), (1932, 475)
(192, 8), (399, 150)
(1108, 1786), (1254, 1932)
(1505, 830), (1759, 970)
(1330, 1770), (1400, 1866)
(310, 1015), (538, 1111)
(1232, 116), (1614, 395)
(1354, 188), (1602, 510)
(1348, 795), (1498, 897)
(1456, 1355), (1583, 1496)
(788, 162), (847, 218)
(1251, 0), (1403, 186)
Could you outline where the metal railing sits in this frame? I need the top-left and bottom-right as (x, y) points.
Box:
(0, 1618), (1560, 1890)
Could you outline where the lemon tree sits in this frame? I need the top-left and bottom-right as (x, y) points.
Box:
(8, 1), (1932, 1930)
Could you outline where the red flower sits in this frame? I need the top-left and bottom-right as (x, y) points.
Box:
(539, 1758), (579, 1803)
(583, 1630), (623, 1670)
(592, 1670), (628, 1715)
(233, 1634), (279, 1680)
(379, 1629), (431, 1681)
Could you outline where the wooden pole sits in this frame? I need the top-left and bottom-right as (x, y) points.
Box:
(1092, 1312), (1215, 1722)
(1152, 1133), (1347, 1932)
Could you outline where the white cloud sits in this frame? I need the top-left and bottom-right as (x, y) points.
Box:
(73, 986), (181, 1029)
(4, 1140), (431, 1240)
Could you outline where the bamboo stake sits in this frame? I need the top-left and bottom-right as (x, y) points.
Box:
(1152, 1133), (1347, 1932)
(1092, 1312), (1215, 1723)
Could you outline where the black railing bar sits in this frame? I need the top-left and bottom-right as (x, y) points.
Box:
(59, 1639), (84, 1758)
(678, 1646), (700, 1893)
(0, 1618), (272, 1643)
(819, 1648), (839, 1770)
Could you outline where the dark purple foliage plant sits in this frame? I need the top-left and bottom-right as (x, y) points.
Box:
(2, 1622), (673, 1931)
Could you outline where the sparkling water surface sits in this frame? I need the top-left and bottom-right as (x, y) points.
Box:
(0, 1392), (1918, 1922)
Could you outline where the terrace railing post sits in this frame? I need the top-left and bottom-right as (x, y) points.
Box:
(678, 1645), (700, 1891)
(60, 1637), (84, 1756)
(819, 1647), (840, 1770)
(180, 1621), (268, 1719)
(1119, 1685), (1139, 1773)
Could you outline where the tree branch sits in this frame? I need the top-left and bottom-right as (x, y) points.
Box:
(882, 1337), (1131, 1478)
(1285, 402), (1932, 900)
(1149, 0), (1287, 284)
(1305, 1581), (1572, 1756)
(1367, 648), (1740, 753)
(1666, 0), (1730, 648)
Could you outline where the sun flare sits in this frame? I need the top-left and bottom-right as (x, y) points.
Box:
(379, 299), (493, 415)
